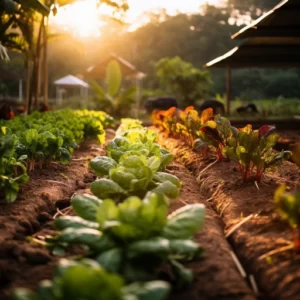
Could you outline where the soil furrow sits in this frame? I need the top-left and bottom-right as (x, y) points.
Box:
(155, 128), (300, 300)
(166, 161), (255, 300)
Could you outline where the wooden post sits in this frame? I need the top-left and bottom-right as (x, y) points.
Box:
(226, 65), (231, 116)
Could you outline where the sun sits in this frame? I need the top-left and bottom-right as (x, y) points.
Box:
(50, 0), (224, 38)
(50, 0), (106, 38)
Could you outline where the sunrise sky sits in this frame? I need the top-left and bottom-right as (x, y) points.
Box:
(51, 0), (223, 37)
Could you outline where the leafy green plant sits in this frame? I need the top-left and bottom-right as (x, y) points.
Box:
(274, 184), (300, 251)
(223, 125), (290, 182)
(89, 119), (178, 201)
(51, 192), (205, 288)
(89, 60), (137, 118)
(13, 259), (171, 300)
(0, 134), (29, 202)
(0, 109), (112, 202)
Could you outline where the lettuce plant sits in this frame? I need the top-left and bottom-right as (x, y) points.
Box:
(51, 192), (205, 288)
(90, 153), (180, 201)
(90, 122), (177, 201)
(223, 125), (290, 182)
(13, 259), (170, 300)
(274, 184), (300, 251)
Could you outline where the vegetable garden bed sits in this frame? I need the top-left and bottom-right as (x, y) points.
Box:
(0, 144), (255, 300)
(154, 128), (300, 299)
(1, 109), (300, 300)
(0, 138), (108, 300)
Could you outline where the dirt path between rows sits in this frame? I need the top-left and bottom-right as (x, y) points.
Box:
(154, 128), (300, 300)
(166, 162), (255, 300)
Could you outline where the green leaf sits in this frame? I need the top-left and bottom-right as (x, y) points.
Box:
(120, 155), (147, 168)
(109, 167), (136, 190)
(118, 196), (142, 223)
(25, 129), (39, 144)
(153, 172), (182, 188)
(57, 228), (116, 252)
(169, 259), (193, 289)
(57, 261), (124, 300)
(54, 216), (99, 230)
(123, 281), (171, 300)
(160, 149), (174, 167)
(97, 200), (119, 228)
(162, 204), (205, 239)
(106, 59), (122, 97)
(89, 156), (117, 176)
(71, 194), (102, 221)
(151, 181), (180, 199)
(91, 179), (127, 199)
(127, 237), (170, 258)
(96, 248), (122, 273)
(147, 156), (161, 173)
(169, 240), (202, 259)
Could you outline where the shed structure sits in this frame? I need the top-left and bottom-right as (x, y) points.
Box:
(205, 0), (300, 115)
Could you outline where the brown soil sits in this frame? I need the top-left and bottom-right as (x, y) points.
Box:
(166, 162), (254, 300)
(0, 137), (108, 300)
(154, 128), (300, 300)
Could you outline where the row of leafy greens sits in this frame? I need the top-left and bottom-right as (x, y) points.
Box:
(13, 118), (206, 300)
(0, 109), (113, 203)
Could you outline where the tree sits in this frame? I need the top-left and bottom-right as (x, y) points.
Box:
(155, 56), (212, 107)
(227, 0), (279, 19)
(0, 0), (129, 113)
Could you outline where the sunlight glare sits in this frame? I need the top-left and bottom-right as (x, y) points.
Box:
(50, 0), (225, 37)
(51, 0), (105, 37)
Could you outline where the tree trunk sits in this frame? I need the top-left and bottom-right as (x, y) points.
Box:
(24, 55), (31, 116)
(43, 17), (48, 105)
(33, 17), (44, 110)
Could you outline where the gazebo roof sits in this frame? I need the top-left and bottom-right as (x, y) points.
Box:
(54, 75), (89, 88)
(232, 0), (300, 39)
(84, 53), (144, 79)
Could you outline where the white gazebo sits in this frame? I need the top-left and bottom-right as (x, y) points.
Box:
(54, 75), (89, 106)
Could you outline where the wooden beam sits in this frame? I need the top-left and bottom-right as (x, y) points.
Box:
(226, 66), (231, 116)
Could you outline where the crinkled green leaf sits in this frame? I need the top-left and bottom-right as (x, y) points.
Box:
(97, 200), (119, 228)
